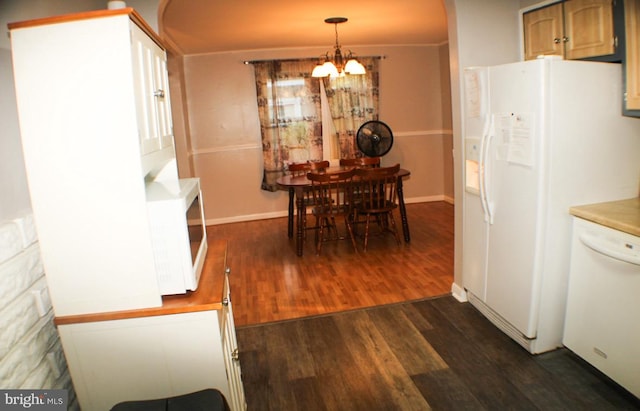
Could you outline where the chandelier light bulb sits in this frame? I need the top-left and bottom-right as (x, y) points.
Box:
(344, 58), (365, 75)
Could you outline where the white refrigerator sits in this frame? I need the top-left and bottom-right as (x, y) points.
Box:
(462, 56), (640, 354)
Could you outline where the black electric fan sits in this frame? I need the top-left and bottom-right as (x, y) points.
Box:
(356, 120), (394, 157)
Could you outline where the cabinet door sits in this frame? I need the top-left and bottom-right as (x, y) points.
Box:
(152, 46), (174, 151)
(625, 0), (640, 111)
(59, 312), (228, 411)
(131, 23), (173, 156)
(564, 0), (615, 59)
(221, 272), (247, 411)
(523, 3), (564, 60)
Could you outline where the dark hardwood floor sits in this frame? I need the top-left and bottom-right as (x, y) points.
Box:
(236, 296), (640, 410)
(207, 201), (639, 410)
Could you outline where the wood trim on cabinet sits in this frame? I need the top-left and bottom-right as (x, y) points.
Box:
(625, 0), (640, 111)
(54, 240), (228, 326)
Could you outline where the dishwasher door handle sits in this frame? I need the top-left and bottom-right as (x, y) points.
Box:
(580, 233), (640, 266)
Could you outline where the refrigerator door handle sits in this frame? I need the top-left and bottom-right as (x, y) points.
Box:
(479, 116), (495, 224)
(479, 133), (489, 222)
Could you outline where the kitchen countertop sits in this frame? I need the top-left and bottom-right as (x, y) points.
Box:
(569, 197), (640, 237)
(54, 239), (228, 325)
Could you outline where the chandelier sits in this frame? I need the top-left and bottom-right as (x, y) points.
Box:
(312, 17), (366, 78)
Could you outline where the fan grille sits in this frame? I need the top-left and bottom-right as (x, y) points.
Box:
(356, 120), (394, 157)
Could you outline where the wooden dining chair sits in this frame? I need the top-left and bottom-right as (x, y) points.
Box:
(288, 160), (330, 176)
(353, 164), (401, 251)
(307, 168), (358, 255)
(340, 157), (381, 217)
(286, 161), (330, 238)
(339, 157), (381, 168)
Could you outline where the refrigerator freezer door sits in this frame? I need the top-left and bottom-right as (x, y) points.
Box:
(463, 194), (489, 299)
(484, 61), (546, 338)
(462, 67), (491, 300)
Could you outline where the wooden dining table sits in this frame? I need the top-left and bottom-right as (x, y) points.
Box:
(276, 166), (411, 256)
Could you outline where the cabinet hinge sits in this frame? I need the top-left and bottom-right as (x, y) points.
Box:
(614, 36), (618, 49)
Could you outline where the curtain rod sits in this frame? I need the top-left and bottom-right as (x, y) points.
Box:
(243, 55), (386, 65)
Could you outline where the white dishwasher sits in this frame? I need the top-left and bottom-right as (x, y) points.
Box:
(563, 217), (640, 398)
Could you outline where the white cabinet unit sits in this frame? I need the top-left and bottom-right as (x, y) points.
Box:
(56, 240), (247, 411)
(11, 10), (246, 409)
(59, 311), (227, 410)
(220, 268), (245, 411)
(9, 9), (178, 316)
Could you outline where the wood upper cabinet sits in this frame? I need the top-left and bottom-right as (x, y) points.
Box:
(524, 2), (565, 60)
(624, 0), (640, 112)
(524, 0), (616, 61)
(564, 0), (615, 59)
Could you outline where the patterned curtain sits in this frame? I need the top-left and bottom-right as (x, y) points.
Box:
(323, 57), (380, 159)
(253, 60), (323, 191)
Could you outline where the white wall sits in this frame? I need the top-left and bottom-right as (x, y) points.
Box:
(0, 49), (30, 219)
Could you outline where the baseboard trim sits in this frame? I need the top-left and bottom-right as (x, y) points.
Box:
(206, 210), (288, 226)
(405, 194), (454, 204)
(450, 283), (467, 302)
(467, 292), (535, 354)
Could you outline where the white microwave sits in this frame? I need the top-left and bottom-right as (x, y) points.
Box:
(146, 178), (208, 295)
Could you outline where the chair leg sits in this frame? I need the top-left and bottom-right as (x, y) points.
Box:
(316, 220), (324, 255)
(313, 215), (321, 254)
(328, 217), (338, 239)
(302, 211), (313, 240)
(344, 216), (358, 253)
(360, 211), (401, 251)
(388, 212), (401, 245)
(363, 214), (372, 252)
(313, 217), (329, 255)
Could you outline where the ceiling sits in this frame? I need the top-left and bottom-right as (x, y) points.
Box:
(158, 0), (449, 55)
